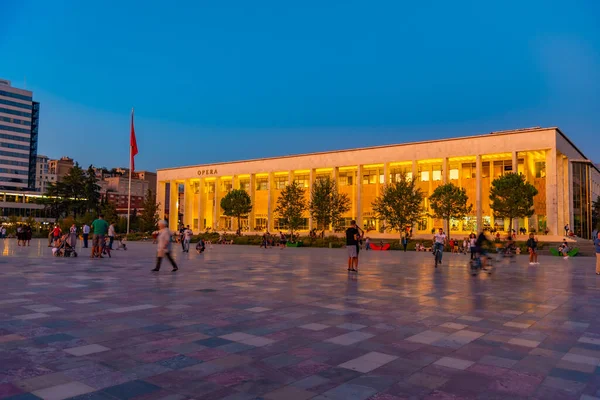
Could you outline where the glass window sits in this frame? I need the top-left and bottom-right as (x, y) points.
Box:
(254, 218), (267, 230)
(239, 180), (250, 191)
(420, 171), (430, 182)
(274, 218), (288, 230)
(449, 169), (459, 180)
(417, 218), (428, 231)
(256, 178), (268, 191)
(204, 182), (215, 193)
(294, 174), (309, 188)
(362, 170), (378, 185)
(274, 176), (288, 189)
(535, 162), (546, 178)
(432, 170), (442, 181)
(390, 167), (412, 182)
(461, 163), (476, 179)
(339, 173), (354, 186)
(482, 162), (490, 178)
(220, 181), (232, 192)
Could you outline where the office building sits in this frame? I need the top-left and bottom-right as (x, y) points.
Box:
(0, 78), (39, 190)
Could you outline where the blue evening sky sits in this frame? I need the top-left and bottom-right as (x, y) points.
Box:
(1, 1), (599, 171)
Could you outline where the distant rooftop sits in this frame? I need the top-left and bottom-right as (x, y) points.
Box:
(0, 78), (11, 87)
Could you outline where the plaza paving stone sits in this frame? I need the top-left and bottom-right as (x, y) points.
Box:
(1, 240), (600, 399)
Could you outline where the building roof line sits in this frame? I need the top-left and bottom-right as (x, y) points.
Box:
(156, 126), (594, 173)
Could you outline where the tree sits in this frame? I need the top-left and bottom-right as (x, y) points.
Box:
(429, 183), (473, 239)
(220, 189), (252, 230)
(372, 173), (424, 238)
(309, 176), (350, 233)
(489, 173), (538, 234)
(100, 200), (118, 225)
(275, 181), (307, 237)
(84, 165), (101, 214)
(139, 189), (160, 233)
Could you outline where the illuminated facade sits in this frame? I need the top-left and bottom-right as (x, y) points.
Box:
(157, 127), (600, 239)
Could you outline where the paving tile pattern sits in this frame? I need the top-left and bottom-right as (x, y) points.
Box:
(1, 241), (600, 399)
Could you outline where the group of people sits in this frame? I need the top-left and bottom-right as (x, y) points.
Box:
(45, 216), (119, 258)
(16, 224), (33, 246)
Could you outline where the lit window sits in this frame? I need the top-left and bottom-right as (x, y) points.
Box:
(449, 169), (459, 180)
(432, 170), (442, 181)
(421, 171), (430, 181)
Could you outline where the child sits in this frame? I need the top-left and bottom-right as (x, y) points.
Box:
(102, 237), (112, 258)
(196, 238), (206, 254)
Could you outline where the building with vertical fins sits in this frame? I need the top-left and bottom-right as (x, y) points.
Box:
(157, 127), (600, 239)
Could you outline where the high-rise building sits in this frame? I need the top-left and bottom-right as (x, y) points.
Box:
(48, 156), (74, 182)
(35, 155), (57, 193)
(0, 78), (39, 191)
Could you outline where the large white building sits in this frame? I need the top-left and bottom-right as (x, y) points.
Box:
(157, 127), (600, 239)
(0, 79), (39, 191)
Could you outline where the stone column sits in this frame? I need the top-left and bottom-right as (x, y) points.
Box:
(183, 179), (193, 228)
(157, 181), (166, 221)
(442, 158), (448, 184)
(412, 160), (417, 182)
(197, 178), (204, 231)
(249, 174), (256, 231)
(308, 169), (314, 231)
(169, 180), (178, 231)
(567, 161), (574, 233)
(546, 148), (558, 235)
(476, 156), (482, 232)
(332, 166), (339, 182)
(230, 176), (238, 231)
(213, 180), (219, 231)
(512, 151), (519, 232)
(356, 165), (363, 229)
(267, 173), (274, 232)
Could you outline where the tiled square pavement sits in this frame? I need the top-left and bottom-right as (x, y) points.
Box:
(2, 241), (600, 399)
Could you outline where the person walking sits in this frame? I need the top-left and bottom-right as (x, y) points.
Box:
(402, 234), (408, 252)
(90, 214), (109, 258)
(82, 223), (90, 248)
(52, 225), (62, 246)
(1, 226), (6, 239)
(595, 231), (600, 276)
(47, 226), (53, 247)
(279, 231), (287, 249)
(183, 225), (192, 252)
(345, 220), (360, 272)
(152, 220), (178, 272)
(108, 223), (116, 250)
(433, 228), (447, 266)
(564, 223), (570, 237)
(526, 233), (538, 265)
(69, 224), (77, 249)
(469, 233), (477, 260)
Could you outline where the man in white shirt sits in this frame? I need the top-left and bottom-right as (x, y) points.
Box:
(433, 228), (447, 265)
(108, 223), (116, 250)
(82, 224), (90, 248)
(183, 225), (193, 253)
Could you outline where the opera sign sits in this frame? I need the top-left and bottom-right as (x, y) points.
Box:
(197, 169), (218, 176)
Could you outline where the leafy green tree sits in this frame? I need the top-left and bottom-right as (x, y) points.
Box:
(309, 176), (350, 233)
(429, 183), (473, 239)
(489, 173), (538, 234)
(100, 200), (118, 225)
(220, 189), (252, 230)
(139, 189), (160, 233)
(275, 181), (307, 237)
(84, 165), (101, 214)
(372, 173), (424, 238)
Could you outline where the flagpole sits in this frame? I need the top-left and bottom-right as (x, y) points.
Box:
(127, 108), (133, 235)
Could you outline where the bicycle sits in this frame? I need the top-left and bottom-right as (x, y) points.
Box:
(433, 244), (443, 268)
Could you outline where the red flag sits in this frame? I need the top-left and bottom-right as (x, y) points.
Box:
(130, 109), (138, 172)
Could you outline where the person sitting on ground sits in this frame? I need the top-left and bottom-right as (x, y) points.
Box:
(196, 238), (206, 254)
(559, 239), (571, 259)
